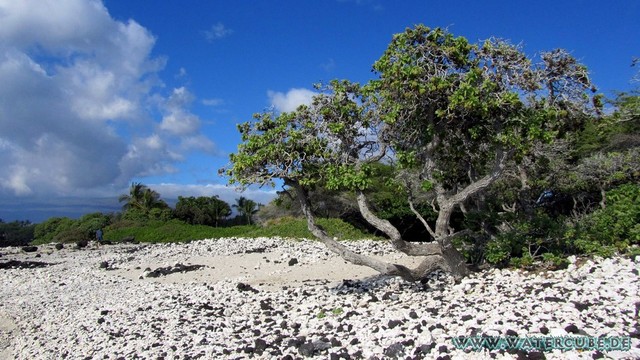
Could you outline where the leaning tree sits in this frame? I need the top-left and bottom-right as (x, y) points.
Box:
(222, 26), (599, 280)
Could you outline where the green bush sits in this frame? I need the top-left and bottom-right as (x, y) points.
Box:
(33, 217), (75, 244)
(53, 228), (90, 243)
(484, 211), (567, 266)
(0, 220), (35, 247)
(105, 219), (239, 243)
(484, 183), (640, 267)
(244, 217), (380, 240)
(32, 213), (112, 245)
(541, 252), (569, 268)
(568, 183), (640, 254)
(103, 216), (378, 244)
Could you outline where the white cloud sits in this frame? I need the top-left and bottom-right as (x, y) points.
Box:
(159, 87), (202, 135)
(180, 135), (217, 154)
(321, 58), (336, 72)
(203, 22), (233, 42)
(0, 0), (215, 201)
(151, 183), (278, 207)
(267, 88), (317, 113)
(202, 98), (224, 106)
(175, 67), (188, 78)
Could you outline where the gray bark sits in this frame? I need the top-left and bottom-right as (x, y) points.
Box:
(281, 147), (511, 282)
(356, 192), (441, 257)
(288, 180), (415, 280)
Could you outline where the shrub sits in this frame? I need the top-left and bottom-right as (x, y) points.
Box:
(104, 216), (378, 244)
(53, 228), (90, 243)
(485, 183), (640, 267)
(567, 183), (640, 254)
(484, 211), (568, 266)
(244, 217), (380, 241)
(0, 220), (35, 247)
(33, 217), (75, 244)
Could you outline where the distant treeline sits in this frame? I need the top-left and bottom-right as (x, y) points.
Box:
(0, 189), (266, 246)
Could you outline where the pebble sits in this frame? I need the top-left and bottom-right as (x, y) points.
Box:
(0, 237), (638, 359)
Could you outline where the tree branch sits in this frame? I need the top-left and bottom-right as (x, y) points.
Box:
(449, 147), (512, 206)
(407, 196), (437, 239)
(286, 180), (417, 280)
(356, 192), (442, 257)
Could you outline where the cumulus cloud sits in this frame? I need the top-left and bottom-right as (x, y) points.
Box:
(267, 88), (317, 113)
(0, 0), (215, 201)
(160, 87), (201, 136)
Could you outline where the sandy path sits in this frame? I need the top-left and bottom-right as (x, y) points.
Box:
(108, 245), (423, 289)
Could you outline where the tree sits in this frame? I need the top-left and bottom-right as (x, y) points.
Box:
(233, 197), (261, 225)
(222, 26), (599, 280)
(118, 182), (147, 211)
(174, 196), (231, 227)
(118, 182), (169, 214)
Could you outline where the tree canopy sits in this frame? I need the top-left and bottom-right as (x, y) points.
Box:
(174, 196), (231, 227)
(224, 25), (601, 280)
(118, 182), (170, 213)
(233, 196), (261, 225)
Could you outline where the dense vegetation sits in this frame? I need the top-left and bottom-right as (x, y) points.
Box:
(0, 219), (35, 247)
(26, 214), (376, 246)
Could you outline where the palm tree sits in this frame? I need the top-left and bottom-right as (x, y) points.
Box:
(140, 188), (169, 211)
(119, 182), (168, 213)
(118, 182), (147, 211)
(233, 196), (261, 225)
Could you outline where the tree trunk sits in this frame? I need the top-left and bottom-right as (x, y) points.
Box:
(288, 180), (416, 281)
(433, 204), (469, 279)
(356, 192), (441, 257)
(284, 181), (472, 282)
(359, 189), (468, 280)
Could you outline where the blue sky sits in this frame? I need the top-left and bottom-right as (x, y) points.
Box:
(0, 0), (638, 222)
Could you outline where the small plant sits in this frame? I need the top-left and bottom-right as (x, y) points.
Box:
(626, 246), (640, 258)
(317, 307), (343, 319)
(542, 252), (569, 268)
(331, 307), (344, 316)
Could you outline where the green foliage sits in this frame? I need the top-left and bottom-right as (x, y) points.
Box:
(105, 219), (246, 243)
(33, 217), (75, 243)
(53, 228), (90, 243)
(119, 182), (170, 215)
(102, 216), (377, 244)
(32, 212), (112, 244)
(233, 197), (261, 225)
(482, 210), (568, 266)
(627, 246), (640, 257)
(76, 212), (111, 236)
(569, 183), (640, 251)
(222, 108), (332, 188)
(0, 220), (35, 247)
(484, 239), (512, 265)
(121, 208), (150, 222)
(250, 217), (378, 240)
(541, 252), (569, 268)
(175, 196), (231, 227)
(482, 184), (640, 267)
(325, 164), (372, 191)
(149, 208), (173, 221)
